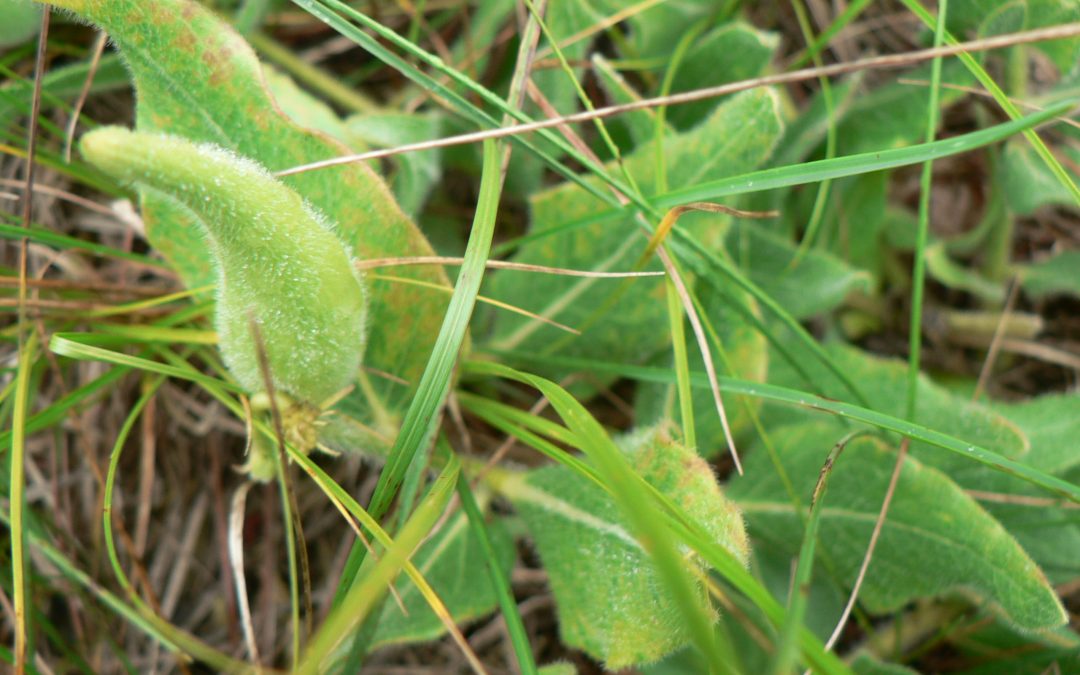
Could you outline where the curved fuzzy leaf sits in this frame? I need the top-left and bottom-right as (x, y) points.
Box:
(46, 0), (450, 436)
(505, 426), (748, 669)
(729, 422), (1066, 631)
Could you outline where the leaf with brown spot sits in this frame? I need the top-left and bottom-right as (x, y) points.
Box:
(42, 0), (453, 439)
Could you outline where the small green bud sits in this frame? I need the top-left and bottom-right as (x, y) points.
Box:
(81, 126), (367, 409)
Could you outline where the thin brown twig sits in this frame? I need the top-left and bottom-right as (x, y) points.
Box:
(824, 439), (909, 652)
(64, 30), (108, 163)
(966, 490), (1080, 509)
(973, 276), (1021, 400)
(277, 22), (1080, 177)
(899, 78), (1080, 131)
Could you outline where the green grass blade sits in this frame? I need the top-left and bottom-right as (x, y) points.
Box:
(49, 332), (241, 392)
(466, 360), (851, 674)
(474, 354), (1080, 503)
(10, 331), (38, 671)
(907, 0), (949, 420)
(655, 100), (1073, 207)
(289, 0), (621, 207)
(768, 433), (856, 675)
(0, 219), (165, 268)
(898, 0), (1080, 206)
(335, 139), (504, 602)
(455, 462), (538, 675)
(468, 364), (736, 672)
(297, 456), (461, 675)
(788, 0), (873, 68)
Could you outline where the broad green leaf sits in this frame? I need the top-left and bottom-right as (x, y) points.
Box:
(261, 66), (352, 141)
(485, 88), (783, 380)
(991, 393), (1080, 476)
(45, 0), (451, 436)
(505, 426), (748, 669)
(1017, 250), (1080, 299)
(834, 61), (972, 155)
(947, 394), (1080, 583)
(635, 283), (768, 457)
(538, 663), (577, 675)
(765, 342), (1028, 471)
(727, 221), (872, 320)
(345, 112), (443, 218)
(665, 21), (779, 130)
(729, 422), (1066, 631)
(371, 510), (515, 648)
(998, 140), (1080, 215)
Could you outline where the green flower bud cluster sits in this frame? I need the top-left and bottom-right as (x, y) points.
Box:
(81, 127), (368, 446)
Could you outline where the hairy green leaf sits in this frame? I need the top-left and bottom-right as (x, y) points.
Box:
(1018, 250), (1080, 299)
(80, 127), (366, 409)
(504, 426), (748, 669)
(45, 0), (450, 439)
(730, 422), (1066, 630)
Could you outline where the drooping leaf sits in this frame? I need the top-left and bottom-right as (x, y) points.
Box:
(504, 425), (748, 669)
(45, 0), (451, 440)
(998, 140), (1080, 215)
(765, 342), (1028, 472)
(485, 88), (783, 384)
(371, 510), (515, 649)
(729, 422), (1066, 631)
(1017, 250), (1080, 299)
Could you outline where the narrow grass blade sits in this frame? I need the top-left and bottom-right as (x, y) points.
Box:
(297, 457), (461, 675)
(456, 463), (538, 675)
(899, 0), (1080, 206)
(465, 360), (851, 675)
(907, 0), (949, 420)
(768, 433), (860, 675)
(466, 364), (735, 672)
(335, 139), (504, 605)
(474, 354), (1080, 503)
(10, 331), (38, 672)
(49, 332), (242, 392)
